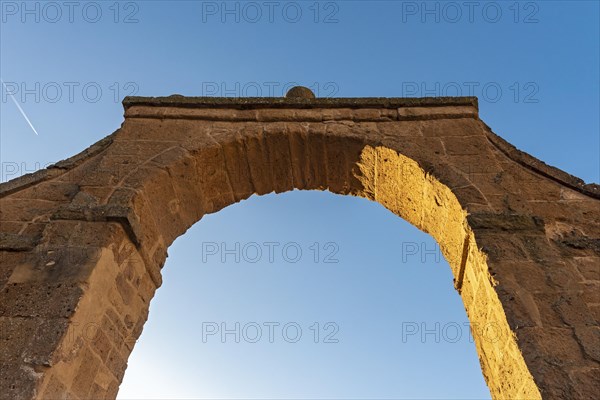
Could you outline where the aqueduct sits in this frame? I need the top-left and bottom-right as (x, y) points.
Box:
(0, 88), (599, 399)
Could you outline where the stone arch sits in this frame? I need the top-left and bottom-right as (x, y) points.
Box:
(1, 94), (598, 399)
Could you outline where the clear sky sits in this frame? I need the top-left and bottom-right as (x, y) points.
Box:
(1, 1), (598, 399)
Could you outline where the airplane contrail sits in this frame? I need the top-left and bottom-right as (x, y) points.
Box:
(1, 79), (39, 136)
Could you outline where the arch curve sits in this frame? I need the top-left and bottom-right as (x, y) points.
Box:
(1, 96), (598, 399)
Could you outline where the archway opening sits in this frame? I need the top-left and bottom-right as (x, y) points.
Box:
(117, 190), (491, 399)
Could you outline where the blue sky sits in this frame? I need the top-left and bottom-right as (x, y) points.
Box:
(1, 1), (598, 398)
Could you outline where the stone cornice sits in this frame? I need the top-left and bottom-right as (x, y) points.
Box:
(123, 95), (479, 110)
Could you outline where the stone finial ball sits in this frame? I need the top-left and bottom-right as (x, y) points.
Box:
(285, 86), (316, 99)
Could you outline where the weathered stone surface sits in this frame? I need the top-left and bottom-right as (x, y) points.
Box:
(0, 94), (598, 399)
(468, 212), (545, 232)
(285, 86), (316, 99)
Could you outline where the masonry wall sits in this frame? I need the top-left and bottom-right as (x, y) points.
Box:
(1, 96), (598, 399)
